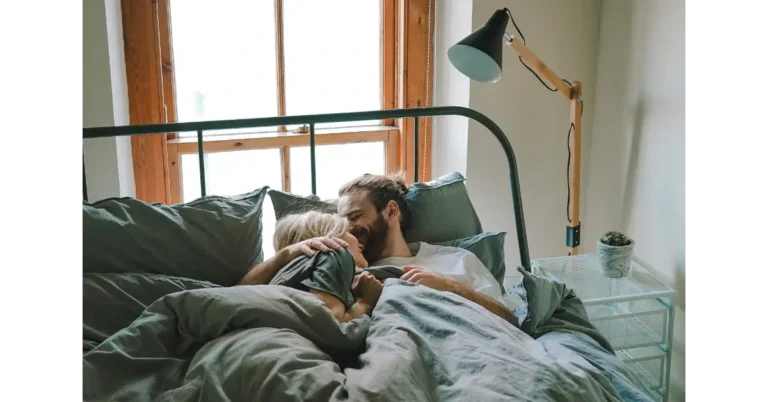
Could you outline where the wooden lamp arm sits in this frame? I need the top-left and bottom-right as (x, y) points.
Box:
(506, 36), (574, 100)
(507, 35), (584, 255)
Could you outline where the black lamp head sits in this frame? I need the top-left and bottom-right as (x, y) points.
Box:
(448, 9), (509, 83)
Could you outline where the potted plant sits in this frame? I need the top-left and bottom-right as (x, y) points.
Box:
(597, 231), (635, 278)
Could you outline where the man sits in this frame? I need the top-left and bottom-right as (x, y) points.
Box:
(239, 173), (516, 325)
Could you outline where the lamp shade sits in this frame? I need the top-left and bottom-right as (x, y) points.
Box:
(448, 9), (509, 83)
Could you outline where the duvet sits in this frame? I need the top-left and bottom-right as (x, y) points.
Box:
(83, 268), (654, 402)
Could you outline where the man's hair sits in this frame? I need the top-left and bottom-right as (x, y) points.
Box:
(274, 211), (350, 251)
(338, 172), (410, 230)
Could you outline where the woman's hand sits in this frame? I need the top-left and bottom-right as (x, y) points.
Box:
(286, 236), (349, 259)
(351, 272), (383, 308)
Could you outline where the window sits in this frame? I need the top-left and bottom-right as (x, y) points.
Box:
(120, 0), (435, 254)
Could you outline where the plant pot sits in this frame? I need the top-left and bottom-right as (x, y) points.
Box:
(596, 239), (635, 278)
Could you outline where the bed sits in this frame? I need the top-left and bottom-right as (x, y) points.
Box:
(82, 106), (655, 401)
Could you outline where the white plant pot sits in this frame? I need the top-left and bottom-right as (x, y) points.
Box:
(596, 239), (634, 278)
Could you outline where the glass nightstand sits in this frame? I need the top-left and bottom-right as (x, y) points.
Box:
(533, 254), (677, 402)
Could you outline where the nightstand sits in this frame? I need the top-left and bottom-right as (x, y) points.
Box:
(532, 254), (677, 402)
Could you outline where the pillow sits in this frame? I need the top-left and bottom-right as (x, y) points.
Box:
(83, 273), (219, 353)
(268, 172), (483, 244)
(83, 187), (268, 286)
(268, 189), (337, 220)
(433, 232), (507, 291)
(403, 172), (483, 244)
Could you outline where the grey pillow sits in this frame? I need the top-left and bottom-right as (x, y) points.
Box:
(83, 187), (267, 286)
(433, 232), (507, 291)
(403, 172), (483, 244)
(269, 172), (483, 245)
(83, 273), (219, 352)
(268, 189), (337, 220)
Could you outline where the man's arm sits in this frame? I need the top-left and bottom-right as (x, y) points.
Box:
(400, 266), (517, 326)
(238, 236), (349, 286)
(451, 282), (517, 326)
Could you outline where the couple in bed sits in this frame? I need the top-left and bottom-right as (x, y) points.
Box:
(239, 172), (518, 326)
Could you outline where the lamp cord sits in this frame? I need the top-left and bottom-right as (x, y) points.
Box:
(504, 8), (558, 92)
(504, 7), (584, 226)
(566, 123), (574, 224)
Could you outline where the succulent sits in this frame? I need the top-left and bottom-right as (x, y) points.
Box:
(599, 231), (633, 247)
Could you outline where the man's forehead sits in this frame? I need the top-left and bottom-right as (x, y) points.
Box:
(338, 190), (374, 216)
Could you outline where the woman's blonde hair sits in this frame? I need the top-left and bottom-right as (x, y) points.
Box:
(274, 210), (351, 251)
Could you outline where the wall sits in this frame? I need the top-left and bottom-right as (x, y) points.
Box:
(463, 0), (602, 272)
(584, 0), (685, 399)
(83, 0), (134, 202)
(431, 0), (472, 178)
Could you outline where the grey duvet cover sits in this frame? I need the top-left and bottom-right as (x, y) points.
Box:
(83, 269), (654, 402)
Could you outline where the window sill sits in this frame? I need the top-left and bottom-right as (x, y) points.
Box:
(168, 125), (399, 154)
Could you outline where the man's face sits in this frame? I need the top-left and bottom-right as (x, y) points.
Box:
(338, 190), (390, 262)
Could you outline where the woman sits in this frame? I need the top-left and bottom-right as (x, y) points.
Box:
(269, 210), (384, 323)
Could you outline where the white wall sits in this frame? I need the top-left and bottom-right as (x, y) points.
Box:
(463, 0), (602, 272)
(83, 0), (134, 202)
(585, 0), (685, 399)
(431, 0), (472, 178)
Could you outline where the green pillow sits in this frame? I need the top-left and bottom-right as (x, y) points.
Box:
(434, 232), (507, 291)
(268, 172), (483, 245)
(83, 273), (219, 353)
(83, 187), (267, 286)
(268, 189), (337, 220)
(403, 172), (483, 244)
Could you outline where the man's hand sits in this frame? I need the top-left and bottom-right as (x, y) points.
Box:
(351, 271), (384, 307)
(400, 266), (460, 293)
(400, 266), (517, 326)
(287, 236), (349, 259)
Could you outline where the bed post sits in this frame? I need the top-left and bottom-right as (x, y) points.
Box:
(197, 130), (207, 197)
(414, 117), (419, 183)
(309, 123), (317, 195)
(80, 136), (88, 204)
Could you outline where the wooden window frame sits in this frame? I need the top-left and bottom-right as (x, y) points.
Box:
(121, 0), (434, 204)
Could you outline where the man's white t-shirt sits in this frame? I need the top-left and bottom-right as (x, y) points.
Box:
(371, 242), (519, 310)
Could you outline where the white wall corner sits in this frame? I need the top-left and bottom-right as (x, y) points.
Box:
(83, 0), (134, 201)
(105, 0), (135, 197)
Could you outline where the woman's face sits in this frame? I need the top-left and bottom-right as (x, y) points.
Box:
(340, 232), (369, 268)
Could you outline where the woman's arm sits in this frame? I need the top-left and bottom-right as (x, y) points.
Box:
(309, 271), (382, 323)
(309, 289), (372, 322)
(239, 247), (297, 286)
(239, 236), (348, 285)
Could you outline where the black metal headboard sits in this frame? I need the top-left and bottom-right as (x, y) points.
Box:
(82, 106), (531, 271)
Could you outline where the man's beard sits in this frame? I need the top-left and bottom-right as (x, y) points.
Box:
(362, 215), (390, 263)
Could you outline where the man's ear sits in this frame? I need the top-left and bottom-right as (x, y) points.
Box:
(384, 200), (400, 223)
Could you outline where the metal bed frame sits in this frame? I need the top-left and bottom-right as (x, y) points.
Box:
(83, 106), (532, 272)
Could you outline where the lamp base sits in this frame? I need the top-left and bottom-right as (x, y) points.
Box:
(566, 223), (581, 248)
